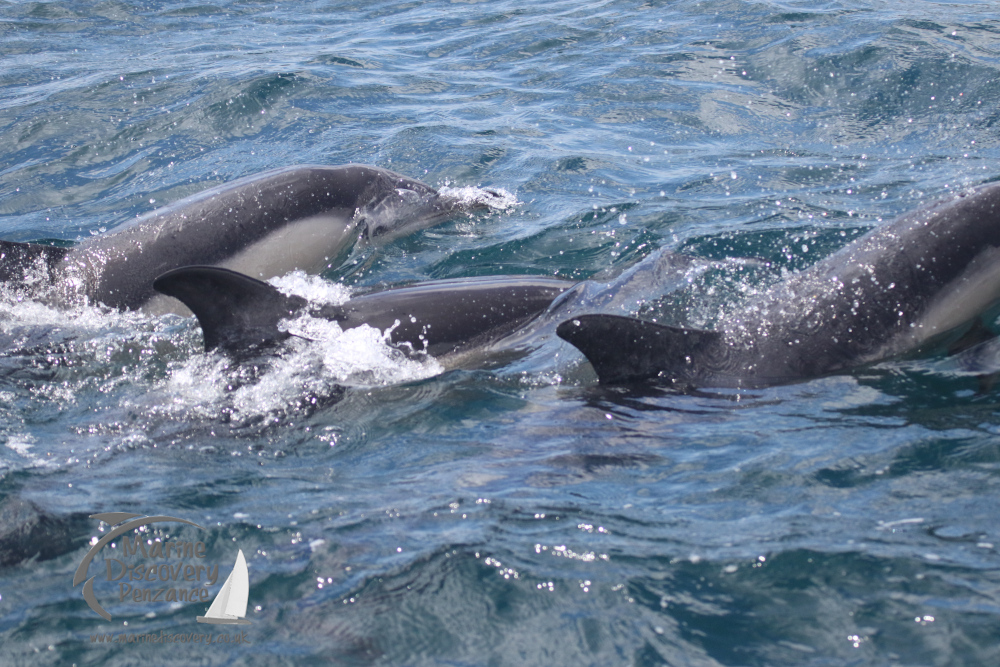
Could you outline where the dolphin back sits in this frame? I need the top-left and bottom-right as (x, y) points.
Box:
(155, 266), (574, 360)
(333, 274), (574, 357)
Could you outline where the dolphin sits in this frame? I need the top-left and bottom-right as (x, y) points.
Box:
(152, 266), (573, 363)
(557, 182), (1000, 387)
(0, 165), (489, 315)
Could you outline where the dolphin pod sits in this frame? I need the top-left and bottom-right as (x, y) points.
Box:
(152, 181), (1000, 390)
(5, 165), (999, 388)
(0, 165), (491, 315)
(557, 182), (1000, 387)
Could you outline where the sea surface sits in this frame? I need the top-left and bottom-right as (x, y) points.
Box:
(2, 1), (1000, 665)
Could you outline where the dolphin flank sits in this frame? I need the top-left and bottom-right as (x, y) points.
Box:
(557, 182), (1000, 387)
(0, 165), (490, 315)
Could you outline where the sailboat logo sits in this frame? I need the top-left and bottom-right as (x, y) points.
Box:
(74, 512), (254, 626)
(197, 549), (252, 625)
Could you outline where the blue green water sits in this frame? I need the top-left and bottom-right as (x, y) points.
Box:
(3, 1), (1000, 664)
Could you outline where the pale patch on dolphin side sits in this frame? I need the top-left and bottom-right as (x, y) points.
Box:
(896, 245), (1000, 352)
(218, 211), (358, 281)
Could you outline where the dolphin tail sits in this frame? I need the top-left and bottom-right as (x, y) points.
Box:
(556, 314), (723, 385)
(153, 266), (308, 355)
(0, 240), (70, 282)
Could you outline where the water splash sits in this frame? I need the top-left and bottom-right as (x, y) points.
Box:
(439, 185), (519, 211)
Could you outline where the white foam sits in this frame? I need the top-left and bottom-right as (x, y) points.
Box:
(149, 303), (443, 423)
(161, 355), (229, 411)
(4, 435), (55, 469)
(0, 275), (152, 334)
(439, 185), (519, 211)
(322, 321), (442, 383)
(281, 314), (443, 385)
(268, 270), (351, 306)
(0, 270), (444, 427)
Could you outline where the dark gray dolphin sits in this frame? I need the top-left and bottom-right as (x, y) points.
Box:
(557, 182), (1000, 387)
(153, 266), (573, 363)
(0, 165), (489, 315)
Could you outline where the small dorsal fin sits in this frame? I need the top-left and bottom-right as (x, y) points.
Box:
(153, 266), (307, 354)
(0, 240), (70, 282)
(556, 314), (722, 385)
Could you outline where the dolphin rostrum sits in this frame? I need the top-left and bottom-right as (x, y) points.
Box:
(153, 266), (573, 363)
(0, 165), (491, 315)
(557, 182), (1000, 387)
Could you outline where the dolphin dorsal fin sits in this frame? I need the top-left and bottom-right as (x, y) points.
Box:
(556, 314), (723, 385)
(153, 266), (308, 354)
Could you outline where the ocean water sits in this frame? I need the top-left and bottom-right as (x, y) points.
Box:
(2, 0), (1000, 665)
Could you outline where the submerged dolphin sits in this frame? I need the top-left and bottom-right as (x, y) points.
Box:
(557, 182), (1000, 387)
(153, 266), (573, 363)
(0, 165), (488, 315)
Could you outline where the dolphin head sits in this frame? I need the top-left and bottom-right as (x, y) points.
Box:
(357, 178), (507, 245)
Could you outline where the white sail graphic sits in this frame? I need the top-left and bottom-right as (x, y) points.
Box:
(197, 549), (251, 625)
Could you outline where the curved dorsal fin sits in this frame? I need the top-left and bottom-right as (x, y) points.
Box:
(153, 266), (307, 354)
(557, 314), (722, 385)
